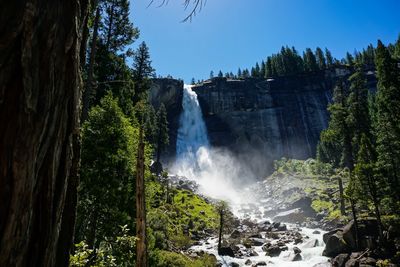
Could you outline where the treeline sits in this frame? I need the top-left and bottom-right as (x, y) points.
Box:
(317, 38), (400, 242)
(202, 40), (399, 82)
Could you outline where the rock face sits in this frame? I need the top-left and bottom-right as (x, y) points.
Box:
(150, 69), (377, 176)
(192, 69), (377, 176)
(149, 78), (183, 161)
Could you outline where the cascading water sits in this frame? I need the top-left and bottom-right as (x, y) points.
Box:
(176, 84), (210, 171)
(172, 85), (329, 267)
(173, 85), (240, 202)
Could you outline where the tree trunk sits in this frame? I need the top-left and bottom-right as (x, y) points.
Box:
(0, 0), (88, 266)
(136, 128), (147, 267)
(105, 0), (115, 51)
(349, 198), (360, 250)
(81, 3), (100, 122)
(338, 177), (346, 216)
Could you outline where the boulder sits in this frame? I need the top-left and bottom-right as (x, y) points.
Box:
(332, 253), (350, 267)
(293, 246), (302, 254)
(245, 259), (252, 265)
(344, 259), (359, 267)
(218, 247), (235, 257)
(323, 229), (343, 244)
(229, 263), (240, 267)
(322, 232), (350, 257)
(230, 229), (242, 239)
(289, 253), (302, 261)
(249, 238), (265, 246)
(265, 245), (283, 257)
(253, 261), (267, 266)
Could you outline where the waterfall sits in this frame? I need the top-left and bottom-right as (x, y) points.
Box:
(173, 85), (240, 202)
(176, 84), (210, 168)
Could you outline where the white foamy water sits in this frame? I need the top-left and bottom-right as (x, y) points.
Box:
(172, 85), (241, 203)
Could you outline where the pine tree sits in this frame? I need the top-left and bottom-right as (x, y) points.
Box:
(394, 34), (400, 60)
(132, 41), (155, 104)
(218, 70), (223, 78)
(354, 134), (385, 242)
(237, 68), (242, 78)
(303, 48), (318, 72)
(375, 40), (400, 207)
(315, 47), (327, 70)
(255, 62), (261, 77)
(266, 57), (273, 77)
(345, 52), (354, 65)
(101, 0), (139, 53)
(210, 70), (214, 79)
(325, 48), (334, 67)
(191, 77), (196, 85)
(155, 104), (169, 163)
(260, 61), (266, 78)
(347, 64), (372, 157)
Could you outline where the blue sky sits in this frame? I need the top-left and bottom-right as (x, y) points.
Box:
(130, 0), (400, 83)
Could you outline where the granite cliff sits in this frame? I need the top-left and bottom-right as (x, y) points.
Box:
(150, 67), (377, 177)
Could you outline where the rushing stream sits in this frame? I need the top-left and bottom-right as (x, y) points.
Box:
(171, 85), (330, 266)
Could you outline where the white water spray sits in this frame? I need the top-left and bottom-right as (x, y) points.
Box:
(173, 85), (241, 203)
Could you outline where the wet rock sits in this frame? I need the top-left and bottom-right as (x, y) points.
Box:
(289, 253), (303, 261)
(344, 258), (359, 267)
(249, 238), (265, 246)
(218, 247), (235, 257)
(245, 259), (252, 265)
(332, 253), (350, 267)
(322, 232), (350, 257)
(229, 263), (240, 267)
(313, 230), (321, 234)
(359, 257), (377, 266)
(293, 246), (302, 254)
(230, 229), (242, 239)
(253, 261), (267, 266)
(265, 245), (283, 257)
(247, 249), (259, 257)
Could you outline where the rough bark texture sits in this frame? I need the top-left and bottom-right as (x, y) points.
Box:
(136, 129), (147, 267)
(0, 0), (88, 266)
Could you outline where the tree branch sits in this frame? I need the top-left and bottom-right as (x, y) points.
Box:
(147, 0), (206, 22)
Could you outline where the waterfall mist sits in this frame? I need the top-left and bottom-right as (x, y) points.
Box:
(171, 85), (256, 203)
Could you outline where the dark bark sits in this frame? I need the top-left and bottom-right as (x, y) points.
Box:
(81, 3), (100, 122)
(338, 177), (346, 216)
(136, 128), (147, 267)
(349, 198), (360, 250)
(0, 0), (88, 266)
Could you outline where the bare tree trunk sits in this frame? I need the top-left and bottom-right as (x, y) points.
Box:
(136, 128), (147, 267)
(82, 3), (100, 122)
(0, 0), (88, 266)
(338, 177), (346, 216)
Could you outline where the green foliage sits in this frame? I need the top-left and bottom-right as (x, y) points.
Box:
(132, 41), (155, 103)
(100, 0), (139, 53)
(375, 40), (400, 208)
(149, 250), (217, 267)
(155, 104), (169, 162)
(70, 225), (137, 267)
(76, 93), (138, 247)
(146, 183), (219, 250)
